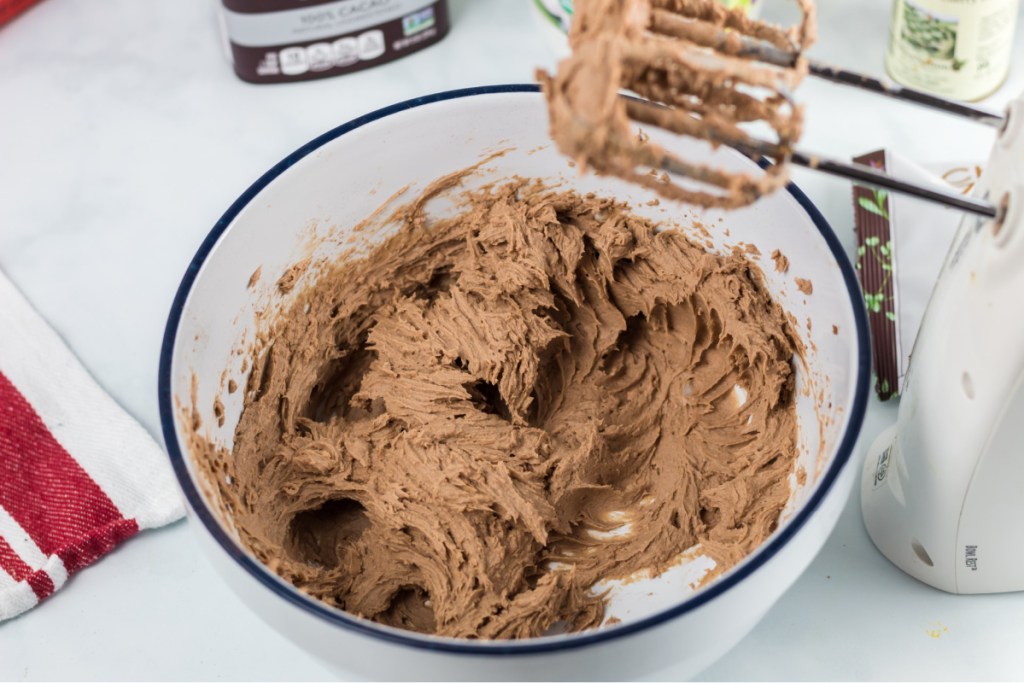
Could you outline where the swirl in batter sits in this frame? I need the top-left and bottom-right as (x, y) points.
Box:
(197, 178), (799, 639)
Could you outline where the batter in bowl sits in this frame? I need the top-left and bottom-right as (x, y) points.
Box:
(193, 177), (799, 639)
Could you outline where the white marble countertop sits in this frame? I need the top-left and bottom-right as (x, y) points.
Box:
(2, 0), (1023, 679)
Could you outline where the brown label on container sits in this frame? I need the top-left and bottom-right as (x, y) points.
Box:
(224, 1), (449, 84)
(223, 0), (344, 13)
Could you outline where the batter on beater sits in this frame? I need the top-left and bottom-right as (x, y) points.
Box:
(538, 0), (816, 208)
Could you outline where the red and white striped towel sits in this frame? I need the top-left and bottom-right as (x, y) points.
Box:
(0, 0), (45, 26)
(0, 271), (184, 621)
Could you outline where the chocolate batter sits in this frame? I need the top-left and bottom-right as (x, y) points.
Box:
(196, 178), (799, 639)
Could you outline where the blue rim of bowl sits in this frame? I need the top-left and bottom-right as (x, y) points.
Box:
(158, 83), (871, 656)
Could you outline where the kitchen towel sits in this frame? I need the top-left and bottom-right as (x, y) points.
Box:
(0, 271), (184, 621)
(0, 0), (44, 26)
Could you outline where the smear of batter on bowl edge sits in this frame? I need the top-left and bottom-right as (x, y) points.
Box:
(188, 173), (801, 640)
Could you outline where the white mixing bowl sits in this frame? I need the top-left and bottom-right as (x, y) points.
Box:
(159, 85), (870, 680)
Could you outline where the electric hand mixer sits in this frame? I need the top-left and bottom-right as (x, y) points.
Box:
(542, 0), (1024, 593)
(862, 99), (1023, 594)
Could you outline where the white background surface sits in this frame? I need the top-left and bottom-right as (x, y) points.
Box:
(1, 0), (1023, 679)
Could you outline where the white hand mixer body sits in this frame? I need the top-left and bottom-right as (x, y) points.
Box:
(862, 92), (1024, 593)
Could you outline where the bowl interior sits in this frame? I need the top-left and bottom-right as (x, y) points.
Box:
(165, 88), (864, 646)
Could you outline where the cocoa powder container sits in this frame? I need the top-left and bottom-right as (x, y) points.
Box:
(218, 0), (450, 84)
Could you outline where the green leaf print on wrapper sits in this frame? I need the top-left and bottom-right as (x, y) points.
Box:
(856, 234), (897, 320)
(857, 230), (899, 399)
(858, 190), (890, 220)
